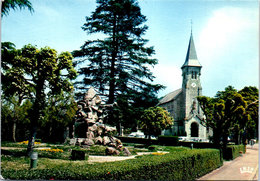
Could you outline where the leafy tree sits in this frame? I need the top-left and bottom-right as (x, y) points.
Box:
(198, 86), (252, 148)
(1, 42), (32, 142)
(110, 87), (160, 132)
(73, 0), (164, 128)
(238, 86), (259, 141)
(1, 0), (33, 16)
(138, 106), (173, 139)
(2, 44), (77, 154)
(39, 91), (77, 142)
(1, 95), (32, 141)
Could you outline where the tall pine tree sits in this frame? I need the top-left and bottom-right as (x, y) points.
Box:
(73, 0), (164, 127)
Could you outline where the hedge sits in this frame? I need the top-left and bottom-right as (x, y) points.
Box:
(223, 145), (246, 160)
(179, 141), (216, 149)
(158, 135), (179, 146)
(116, 136), (158, 145)
(2, 149), (222, 180)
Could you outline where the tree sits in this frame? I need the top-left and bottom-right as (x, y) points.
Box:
(73, 0), (164, 128)
(238, 86), (259, 141)
(1, 94), (32, 141)
(1, 0), (33, 16)
(198, 86), (250, 148)
(39, 91), (77, 143)
(138, 106), (173, 139)
(1, 42), (32, 142)
(1, 44), (77, 154)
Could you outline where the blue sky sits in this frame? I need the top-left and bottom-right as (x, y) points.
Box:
(2, 0), (259, 98)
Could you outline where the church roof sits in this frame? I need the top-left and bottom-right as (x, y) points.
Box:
(181, 33), (202, 68)
(159, 88), (182, 105)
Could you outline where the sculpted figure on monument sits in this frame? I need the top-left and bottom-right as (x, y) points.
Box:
(72, 87), (129, 155)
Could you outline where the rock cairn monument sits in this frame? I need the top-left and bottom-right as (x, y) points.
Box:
(71, 87), (130, 156)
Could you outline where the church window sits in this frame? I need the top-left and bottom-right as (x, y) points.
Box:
(195, 72), (197, 79)
(192, 71), (194, 79)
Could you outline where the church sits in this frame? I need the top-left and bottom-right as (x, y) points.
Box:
(158, 32), (209, 140)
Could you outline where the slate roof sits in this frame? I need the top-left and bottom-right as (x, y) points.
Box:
(182, 33), (202, 68)
(159, 88), (182, 105)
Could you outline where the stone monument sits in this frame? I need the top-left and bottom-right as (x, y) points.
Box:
(71, 87), (130, 156)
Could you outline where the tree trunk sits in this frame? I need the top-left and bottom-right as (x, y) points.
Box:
(12, 121), (16, 142)
(27, 77), (45, 155)
(234, 130), (239, 145)
(213, 128), (221, 148)
(108, 15), (118, 105)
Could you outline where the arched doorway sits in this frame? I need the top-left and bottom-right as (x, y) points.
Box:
(191, 122), (199, 137)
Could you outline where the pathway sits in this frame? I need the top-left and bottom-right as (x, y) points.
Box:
(198, 144), (259, 180)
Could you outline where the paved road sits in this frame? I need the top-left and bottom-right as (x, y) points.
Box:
(198, 144), (259, 180)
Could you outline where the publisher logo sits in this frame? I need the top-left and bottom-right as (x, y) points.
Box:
(240, 166), (254, 174)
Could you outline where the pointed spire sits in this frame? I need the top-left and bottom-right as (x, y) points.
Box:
(182, 31), (201, 68)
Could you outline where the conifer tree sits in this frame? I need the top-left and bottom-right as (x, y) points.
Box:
(73, 0), (163, 126)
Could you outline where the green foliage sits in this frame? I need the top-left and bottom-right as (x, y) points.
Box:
(1, 43), (77, 151)
(116, 136), (158, 145)
(2, 0), (34, 16)
(71, 150), (87, 160)
(179, 142), (216, 149)
(158, 135), (179, 146)
(38, 91), (77, 142)
(73, 0), (164, 129)
(1, 96), (32, 141)
(223, 145), (246, 160)
(148, 145), (190, 152)
(139, 106), (173, 138)
(2, 148), (222, 180)
(81, 145), (107, 156)
(238, 86), (258, 140)
(197, 85), (254, 147)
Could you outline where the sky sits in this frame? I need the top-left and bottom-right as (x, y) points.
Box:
(2, 0), (259, 98)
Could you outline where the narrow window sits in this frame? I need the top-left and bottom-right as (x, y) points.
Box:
(195, 72), (197, 79)
(192, 71), (194, 79)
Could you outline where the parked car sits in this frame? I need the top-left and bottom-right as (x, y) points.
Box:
(178, 136), (187, 141)
(128, 131), (145, 138)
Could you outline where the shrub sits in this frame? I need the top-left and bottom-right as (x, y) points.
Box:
(71, 150), (86, 160)
(223, 145), (246, 160)
(2, 148), (222, 180)
(38, 149), (69, 160)
(158, 135), (179, 146)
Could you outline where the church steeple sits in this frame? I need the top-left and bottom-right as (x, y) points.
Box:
(181, 31), (203, 119)
(181, 32), (201, 68)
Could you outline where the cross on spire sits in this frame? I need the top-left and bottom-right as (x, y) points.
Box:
(190, 19), (193, 34)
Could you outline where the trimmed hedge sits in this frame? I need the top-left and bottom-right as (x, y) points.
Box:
(223, 145), (246, 160)
(2, 149), (222, 180)
(71, 150), (86, 160)
(179, 141), (216, 149)
(116, 136), (158, 144)
(158, 135), (179, 146)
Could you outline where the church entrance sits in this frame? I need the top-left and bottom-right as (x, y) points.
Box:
(191, 122), (199, 137)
